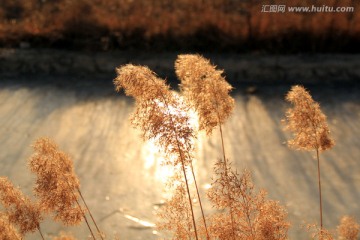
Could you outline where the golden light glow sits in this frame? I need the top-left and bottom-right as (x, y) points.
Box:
(141, 94), (201, 186)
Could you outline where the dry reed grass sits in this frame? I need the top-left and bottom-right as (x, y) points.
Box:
(207, 168), (289, 240)
(114, 64), (203, 239)
(0, 54), (357, 239)
(283, 85), (335, 235)
(29, 138), (83, 226)
(0, 137), (103, 240)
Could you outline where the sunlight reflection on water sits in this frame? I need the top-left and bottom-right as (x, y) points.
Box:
(141, 96), (201, 187)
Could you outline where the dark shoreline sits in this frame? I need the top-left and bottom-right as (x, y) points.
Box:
(1, 49), (360, 86)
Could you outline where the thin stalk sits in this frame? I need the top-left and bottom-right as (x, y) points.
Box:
(189, 161), (210, 240)
(37, 226), (45, 240)
(219, 123), (237, 240)
(304, 99), (324, 238)
(74, 194), (96, 240)
(316, 148), (323, 235)
(77, 188), (104, 240)
(147, 78), (199, 239)
(66, 181), (96, 240)
(179, 154), (199, 240)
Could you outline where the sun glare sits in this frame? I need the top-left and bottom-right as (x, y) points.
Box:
(141, 94), (200, 185)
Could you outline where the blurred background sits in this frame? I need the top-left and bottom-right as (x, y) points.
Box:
(0, 0), (359, 239)
(0, 0), (359, 53)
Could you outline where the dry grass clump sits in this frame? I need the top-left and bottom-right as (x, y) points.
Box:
(177, 54), (289, 240)
(337, 216), (360, 240)
(1, 54), (355, 239)
(207, 168), (289, 240)
(0, 176), (43, 238)
(29, 137), (103, 239)
(176, 54), (289, 240)
(0, 137), (102, 239)
(114, 55), (289, 240)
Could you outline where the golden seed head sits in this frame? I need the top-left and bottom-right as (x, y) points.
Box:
(175, 54), (235, 135)
(114, 64), (171, 101)
(29, 137), (83, 226)
(0, 177), (43, 235)
(284, 85), (335, 152)
(115, 64), (195, 167)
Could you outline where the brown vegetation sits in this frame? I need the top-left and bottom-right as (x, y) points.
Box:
(0, 0), (359, 52)
(0, 54), (358, 239)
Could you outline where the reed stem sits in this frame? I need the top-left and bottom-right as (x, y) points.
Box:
(316, 148), (323, 239)
(219, 123), (237, 240)
(77, 189), (104, 240)
(158, 89), (199, 240)
(37, 226), (45, 240)
(179, 155), (199, 240)
(189, 161), (210, 239)
(66, 180), (96, 240)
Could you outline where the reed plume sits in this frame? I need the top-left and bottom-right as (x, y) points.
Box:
(29, 138), (83, 224)
(0, 213), (22, 240)
(337, 216), (360, 240)
(207, 169), (289, 239)
(176, 54), (235, 239)
(284, 85), (335, 232)
(176, 54), (234, 135)
(157, 168), (197, 239)
(29, 137), (99, 239)
(284, 85), (334, 152)
(0, 177), (44, 238)
(257, 200), (290, 240)
(114, 64), (199, 239)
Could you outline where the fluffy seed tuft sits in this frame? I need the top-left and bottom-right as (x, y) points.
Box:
(175, 54), (234, 135)
(29, 137), (83, 225)
(284, 85), (335, 151)
(0, 177), (43, 236)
